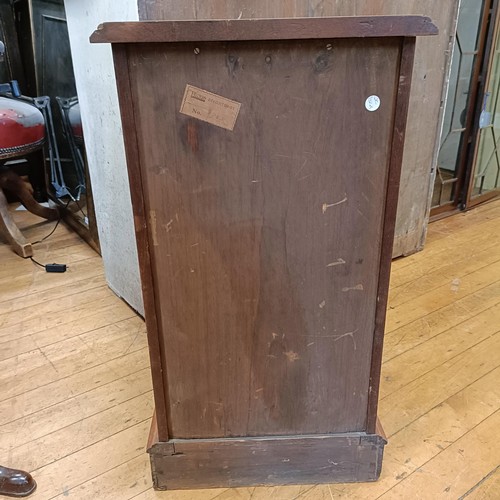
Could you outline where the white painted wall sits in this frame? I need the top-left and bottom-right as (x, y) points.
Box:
(63, 0), (144, 314)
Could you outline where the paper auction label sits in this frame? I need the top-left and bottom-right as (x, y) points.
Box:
(179, 84), (241, 131)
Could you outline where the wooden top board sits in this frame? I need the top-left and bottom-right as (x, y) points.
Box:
(90, 16), (438, 44)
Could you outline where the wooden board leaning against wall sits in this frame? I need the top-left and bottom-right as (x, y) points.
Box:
(138, 0), (460, 257)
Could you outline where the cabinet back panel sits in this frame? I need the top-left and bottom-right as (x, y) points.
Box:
(127, 38), (400, 438)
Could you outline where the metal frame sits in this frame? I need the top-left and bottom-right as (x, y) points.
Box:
(465, 0), (500, 208)
(431, 0), (500, 218)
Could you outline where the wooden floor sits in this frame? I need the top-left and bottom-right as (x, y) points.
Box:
(1, 200), (499, 499)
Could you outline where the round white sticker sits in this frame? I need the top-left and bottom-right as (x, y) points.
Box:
(365, 95), (381, 112)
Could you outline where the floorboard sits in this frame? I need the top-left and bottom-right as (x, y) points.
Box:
(0, 201), (499, 499)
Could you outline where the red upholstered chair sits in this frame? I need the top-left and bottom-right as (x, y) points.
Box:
(0, 93), (59, 257)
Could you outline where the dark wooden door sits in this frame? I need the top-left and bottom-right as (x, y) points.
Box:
(0, 0), (26, 87)
(126, 37), (400, 438)
(29, 0), (76, 100)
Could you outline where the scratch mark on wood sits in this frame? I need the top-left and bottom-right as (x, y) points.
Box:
(301, 329), (358, 349)
(322, 195), (347, 213)
(333, 329), (358, 350)
(319, 300), (326, 308)
(285, 351), (300, 362)
(450, 277), (460, 293)
(149, 210), (159, 246)
(165, 219), (174, 232)
(327, 484), (335, 500)
(327, 258), (346, 268)
(342, 284), (364, 292)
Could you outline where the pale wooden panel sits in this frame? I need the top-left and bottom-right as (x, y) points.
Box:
(7, 393), (153, 472)
(0, 317), (148, 401)
(390, 212), (500, 289)
(0, 242), (96, 280)
(25, 420), (151, 500)
(0, 256), (104, 304)
(380, 331), (500, 436)
(425, 201), (500, 243)
(379, 411), (500, 498)
(389, 243), (500, 308)
(385, 260), (500, 332)
(0, 275), (104, 314)
(381, 302), (500, 398)
(309, 366), (500, 498)
(0, 296), (136, 344)
(0, 286), (111, 331)
(2, 201), (499, 499)
(49, 454), (226, 500)
(0, 303), (137, 362)
(463, 468), (500, 500)
(138, 0), (460, 257)
(0, 369), (152, 454)
(0, 348), (149, 426)
(384, 279), (500, 360)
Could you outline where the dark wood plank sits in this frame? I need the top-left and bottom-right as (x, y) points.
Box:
(365, 37), (416, 434)
(111, 44), (170, 441)
(90, 16), (438, 44)
(149, 431), (386, 489)
(125, 37), (400, 438)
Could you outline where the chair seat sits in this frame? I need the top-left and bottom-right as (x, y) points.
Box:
(0, 97), (45, 159)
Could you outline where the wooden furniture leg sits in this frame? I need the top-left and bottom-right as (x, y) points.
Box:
(0, 169), (59, 220)
(0, 188), (33, 258)
(0, 168), (61, 257)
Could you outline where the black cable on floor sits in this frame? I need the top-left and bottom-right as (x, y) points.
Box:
(32, 218), (62, 245)
(28, 199), (71, 272)
(32, 198), (71, 245)
(29, 256), (45, 269)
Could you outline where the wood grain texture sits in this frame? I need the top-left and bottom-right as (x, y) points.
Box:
(125, 37), (401, 439)
(0, 200), (499, 498)
(137, 1), (459, 258)
(90, 16), (437, 43)
(149, 432), (385, 489)
(112, 44), (170, 441)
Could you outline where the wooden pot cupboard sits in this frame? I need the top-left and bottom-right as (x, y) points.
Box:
(91, 16), (437, 489)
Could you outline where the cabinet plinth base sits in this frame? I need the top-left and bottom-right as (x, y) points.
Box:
(147, 428), (387, 490)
